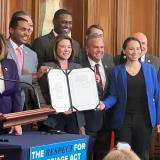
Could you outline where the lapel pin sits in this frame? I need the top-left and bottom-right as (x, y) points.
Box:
(4, 67), (8, 71)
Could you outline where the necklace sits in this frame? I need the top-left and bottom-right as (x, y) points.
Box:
(125, 62), (141, 76)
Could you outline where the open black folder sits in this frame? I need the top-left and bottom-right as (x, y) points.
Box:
(47, 67), (100, 112)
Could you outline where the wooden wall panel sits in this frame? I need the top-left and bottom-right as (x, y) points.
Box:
(87, 0), (117, 54)
(129, 0), (157, 55)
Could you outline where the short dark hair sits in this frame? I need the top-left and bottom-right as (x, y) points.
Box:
(86, 24), (104, 36)
(85, 34), (103, 48)
(11, 10), (31, 19)
(52, 35), (74, 63)
(9, 16), (28, 29)
(53, 9), (72, 22)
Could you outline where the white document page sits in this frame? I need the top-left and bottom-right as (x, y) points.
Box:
(69, 68), (99, 111)
(47, 69), (70, 112)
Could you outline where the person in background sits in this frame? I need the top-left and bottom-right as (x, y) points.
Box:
(132, 32), (160, 83)
(78, 24), (104, 64)
(80, 34), (114, 160)
(38, 35), (85, 134)
(32, 9), (81, 68)
(99, 36), (160, 160)
(0, 34), (22, 135)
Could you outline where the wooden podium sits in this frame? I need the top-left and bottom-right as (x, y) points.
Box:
(0, 106), (55, 128)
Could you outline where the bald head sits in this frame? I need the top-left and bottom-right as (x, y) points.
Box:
(132, 32), (148, 56)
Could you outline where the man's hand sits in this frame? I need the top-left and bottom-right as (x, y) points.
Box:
(79, 126), (85, 135)
(64, 108), (72, 115)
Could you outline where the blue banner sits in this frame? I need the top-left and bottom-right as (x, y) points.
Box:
(30, 138), (88, 160)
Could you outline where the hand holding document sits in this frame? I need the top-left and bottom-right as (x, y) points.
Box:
(47, 68), (99, 112)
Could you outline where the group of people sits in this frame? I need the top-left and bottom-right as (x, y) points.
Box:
(0, 8), (160, 160)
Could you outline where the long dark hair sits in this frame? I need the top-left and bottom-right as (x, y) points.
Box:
(119, 36), (142, 64)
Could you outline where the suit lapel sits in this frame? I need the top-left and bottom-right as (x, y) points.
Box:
(145, 54), (152, 64)
(7, 40), (21, 74)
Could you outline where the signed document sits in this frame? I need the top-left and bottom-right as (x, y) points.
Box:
(48, 68), (99, 112)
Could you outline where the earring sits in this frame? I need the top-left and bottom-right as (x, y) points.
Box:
(123, 55), (126, 59)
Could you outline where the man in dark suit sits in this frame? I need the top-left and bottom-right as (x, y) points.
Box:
(32, 9), (81, 67)
(133, 32), (160, 83)
(80, 34), (114, 160)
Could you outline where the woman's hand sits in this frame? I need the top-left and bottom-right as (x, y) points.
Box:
(37, 66), (50, 78)
(9, 125), (22, 136)
(63, 108), (72, 115)
(97, 101), (105, 111)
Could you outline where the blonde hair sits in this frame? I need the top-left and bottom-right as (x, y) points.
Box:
(103, 149), (140, 160)
(0, 34), (7, 61)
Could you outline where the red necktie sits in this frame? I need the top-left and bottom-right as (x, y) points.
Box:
(16, 47), (23, 73)
(95, 64), (103, 96)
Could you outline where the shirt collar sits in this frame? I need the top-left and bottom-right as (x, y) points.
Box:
(141, 54), (145, 62)
(9, 38), (24, 51)
(88, 57), (103, 68)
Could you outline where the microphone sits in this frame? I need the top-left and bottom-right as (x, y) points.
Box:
(0, 77), (40, 109)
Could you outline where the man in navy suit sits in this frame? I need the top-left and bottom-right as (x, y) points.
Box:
(80, 34), (114, 160)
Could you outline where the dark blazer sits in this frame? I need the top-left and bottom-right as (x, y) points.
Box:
(0, 59), (22, 114)
(144, 54), (160, 83)
(32, 30), (81, 67)
(80, 54), (114, 132)
(38, 62), (85, 132)
(104, 63), (160, 129)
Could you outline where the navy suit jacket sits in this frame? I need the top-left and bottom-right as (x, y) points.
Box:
(104, 63), (160, 129)
(80, 54), (114, 132)
(0, 59), (22, 114)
